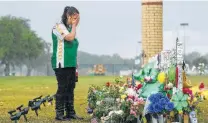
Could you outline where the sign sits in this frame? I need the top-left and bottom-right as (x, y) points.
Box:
(160, 50), (172, 72)
(176, 40), (183, 65)
(176, 38), (184, 91)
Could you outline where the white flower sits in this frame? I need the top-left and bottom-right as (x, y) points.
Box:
(116, 110), (124, 115)
(125, 88), (137, 97)
(121, 99), (124, 102)
(104, 116), (110, 121)
(108, 110), (124, 117)
(137, 89), (142, 95)
(116, 98), (120, 103)
(133, 102), (138, 106)
(139, 97), (144, 101)
(108, 111), (114, 116)
(167, 83), (173, 88)
(96, 101), (101, 106)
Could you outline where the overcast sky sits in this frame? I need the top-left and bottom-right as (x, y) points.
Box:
(0, 1), (207, 58)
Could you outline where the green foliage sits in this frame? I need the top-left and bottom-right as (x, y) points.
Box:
(193, 57), (207, 67)
(0, 15), (45, 76)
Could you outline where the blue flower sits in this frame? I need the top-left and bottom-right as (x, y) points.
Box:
(159, 98), (168, 106)
(149, 94), (160, 103)
(155, 92), (165, 99)
(165, 102), (174, 111)
(163, 96), (170, 102)
(153, 103), (163, 113)
(149, 94), (156, 102)
(148, 104), (154, 113)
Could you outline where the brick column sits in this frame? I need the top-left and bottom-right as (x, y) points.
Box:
(141, 0), (163, 65)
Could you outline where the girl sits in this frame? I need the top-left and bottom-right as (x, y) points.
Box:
(51, 6), (83, 121)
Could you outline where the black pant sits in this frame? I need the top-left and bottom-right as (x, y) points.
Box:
(54, 67), (76, 117)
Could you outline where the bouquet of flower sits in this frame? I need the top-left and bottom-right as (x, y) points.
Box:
(86, 50), (208, 123)
(147, 93), (174, 115)
(87, 79), (145, 123)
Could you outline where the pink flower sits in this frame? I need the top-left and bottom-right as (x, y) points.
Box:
(130, 109), (136, 116)
(128, 95), (134, 100)
(134, 96), (139, 101)
(137, 98), (145, 104)
(127, 98), (133, 103)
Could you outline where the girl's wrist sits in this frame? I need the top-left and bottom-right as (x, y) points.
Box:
(72, 24), (76, 27)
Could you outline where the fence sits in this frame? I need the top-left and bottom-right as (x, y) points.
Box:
(1, 63), (207, 76)
(0, 63), (140, 76)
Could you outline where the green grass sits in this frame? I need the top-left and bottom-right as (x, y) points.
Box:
(0, 76), (208, 123)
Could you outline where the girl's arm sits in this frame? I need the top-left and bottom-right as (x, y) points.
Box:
(53, 18), (78, 41)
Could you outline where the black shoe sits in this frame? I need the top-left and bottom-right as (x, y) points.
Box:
(55, 94), (66, 121)
(55, 116), (71, 121)
(68, 114), (84, 120)
(63, 116), (71, 121)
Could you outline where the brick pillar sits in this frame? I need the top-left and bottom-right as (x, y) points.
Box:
(141, 0), (163, 65)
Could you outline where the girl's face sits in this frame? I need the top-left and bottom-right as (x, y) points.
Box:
(67, 13), (79, 25)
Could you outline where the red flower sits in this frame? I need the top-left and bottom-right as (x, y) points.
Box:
(183, 88), (192, 95)
(199, 82), (205, 90)
(164, 86), (169, 91)
(137, 84), (142, 90)
(167, 93), (171, 98)
(106, 82), (110, 87)
(128, 95), (134, 100)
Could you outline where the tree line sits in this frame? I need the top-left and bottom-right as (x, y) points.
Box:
(0, 15), (136, 76)
(0, 15), (49, 76)
(0, 15), (207, 76)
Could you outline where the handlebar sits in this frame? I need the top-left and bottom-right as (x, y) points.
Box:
(16, 105), (23, 111)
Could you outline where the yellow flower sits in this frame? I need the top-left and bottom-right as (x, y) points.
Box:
(121, 94), (127, 99)
(188, 100), (193, 105)
(193, 97), (197, 102)
(119, 87), (124, 92)
(170, 111), (174, 117)
(178, 110), (183, 114)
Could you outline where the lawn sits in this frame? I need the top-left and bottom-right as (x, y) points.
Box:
(0, 76), (208, 123)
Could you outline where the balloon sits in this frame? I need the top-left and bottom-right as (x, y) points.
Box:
(143, 62), (154, 74)
(150, 76), (157, 83)
(134, 73), (141, 80)
(139, 82), (161, 98)
(140, 77), (144, 82)
(150, 69), (159, 77)
(150, 68), (158, 74)
(172, 91), (189, 111)
(157, 72), (166, 84)
(143, 67), (149, 75)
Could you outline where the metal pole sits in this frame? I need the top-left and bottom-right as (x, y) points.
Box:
(180, 23), (189, 59)
(184, 26), (186, 58)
